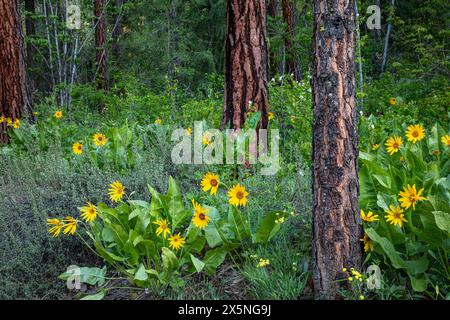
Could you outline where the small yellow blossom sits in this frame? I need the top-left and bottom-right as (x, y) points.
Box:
(385, 205), (407, 228)
(441, 135), (450, 146)
(168, 233), (185, 250)
(153, 219), (171, 239)
(360, 209), (379, 222)
(108, 181), (125, 202)
(405, 124), (425, 143)
(62, 216), (78, 235)
(385, 136), (402, 155)
(257, 258), (270, 268)
(398, 184), (426, 210)
(54, 110), (63, 119)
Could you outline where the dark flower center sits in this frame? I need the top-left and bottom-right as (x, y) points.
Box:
(210, 179), (218, 187)
(236, 191), (244, 199)
(199, 213), (206, 220)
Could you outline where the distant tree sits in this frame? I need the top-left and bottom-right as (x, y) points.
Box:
(221, 0), (269, 130)
(311, 0), (361, 299)
(95, 0), (109, 96)
(282, 0), (301, 80)
(24, 0), (36, 66)
(112, 0), (125, 60)
(267, 0), (279, 77)
(0, 0), (32, 143)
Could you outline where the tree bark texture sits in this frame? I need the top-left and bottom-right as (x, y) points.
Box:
(282, 0), (301, 81)
(312, 0), (361, 299)
(0, 0), (31, 143)
(95, 0), (109, 92)
(221, 0), (269, 130)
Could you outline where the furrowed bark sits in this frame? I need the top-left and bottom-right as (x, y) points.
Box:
(222, 0), (269, 130)
(282, 0), (301, 81)
(0, 0), (32, 143)
(95, 0), (109, 95)
(312, 0), (362, 299)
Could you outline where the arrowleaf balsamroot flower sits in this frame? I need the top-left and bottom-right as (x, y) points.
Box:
(442, 135), (450, 146)
(153, 219), (171, 239)
(47, 218), (63, 237)
(192, 199), (209, 229)
(228, 183), (249, 207)
(385, 136), (402, 155)
(385, 205), (407, 228)
(80, 202), (97, 223)
(54, 110), (63, 119)
(62, 216), (78, 235)
(360, 209), (379, 222)
(72, 142), (83, 155)
(360, 233), (374, 252)
(405, 124), (425, 143)
(93, 133), (107, 147)
(108, 181), (125, 202)
(201, 172), (220, 195)
(13, 119), (20, 129)
(398, 184), (426, 210)
(168, 233), (185, 250)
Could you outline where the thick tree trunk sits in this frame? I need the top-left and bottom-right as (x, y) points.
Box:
(221, 0), (269, 130)
(311, 0), (361, 299)
(282, 0), (301, 81)
(0, 0), (31, 143)
(95, 0), (109, 94)
(112, 0), (125, 60)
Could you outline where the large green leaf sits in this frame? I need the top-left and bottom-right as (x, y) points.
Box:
(365, 228), (404, 269)
(253, 211), (285, 244)
(80, 289), (106, 300)
(59, 266), (107, 286)
(190, 254), (205, 273)
(433, 211), (450, 233)
(161, 247), (179, 271)
(227, 206), (251, 242)
(203, 247), (228, 274)
(134, 264), (148, 281)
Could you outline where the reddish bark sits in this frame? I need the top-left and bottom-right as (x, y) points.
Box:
(0, 0), (31, 143)
(95, 0), (109, 94)
(222, 0), (269, 130)
(282, 0), (301, 81)
(312, 0), (362, 298)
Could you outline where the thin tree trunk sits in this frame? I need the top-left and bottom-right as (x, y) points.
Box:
(221, 0), (269, 130)
(0, 0), (32, 143)
(267, 0), (278, 78)
(43, 0), (56, 90)
(312, 0), (361, 299)
(381, 0), (395, 73)
(95, 0), (109, 95)
(24, 0), (36, 66)
(112, 0), (125, 60)
(282, 0), (301, 81)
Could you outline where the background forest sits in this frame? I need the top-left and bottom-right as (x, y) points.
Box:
(0, 0), (449, 300)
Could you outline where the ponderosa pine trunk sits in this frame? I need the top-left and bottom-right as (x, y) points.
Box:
(312, 0), (361, 299)
(0, 0), (31, 144)
(95, 0), (109, 95)
(221, 0), (269, 130)
(282, 0), (301, 81)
